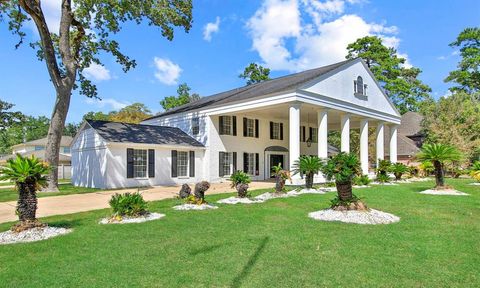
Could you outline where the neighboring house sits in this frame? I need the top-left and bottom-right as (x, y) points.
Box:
(72, 58), (401, 189)
(385, 111), (425, 165)
(0, 136), (73, 179)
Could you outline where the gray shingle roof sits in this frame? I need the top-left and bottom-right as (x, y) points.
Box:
(147, 59), (356, 120)
(86, 120), (204, 147)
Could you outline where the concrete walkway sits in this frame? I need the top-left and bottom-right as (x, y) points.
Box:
(0, 182), (275, 224)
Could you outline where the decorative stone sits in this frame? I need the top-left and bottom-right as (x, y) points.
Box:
(0, 227), (72, 245)
(173, 203), (218, 210)
(217, 197), (264, 205)
(99, 213), (165, 224)
(179, 184), (192, 199)
(308, 209), (400, 225)
(419, 189), (469, 196)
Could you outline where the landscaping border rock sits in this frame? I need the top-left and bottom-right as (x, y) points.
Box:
(173, 203), (218, 210)
(0, 227), (72, 245)
(308, 209), (400, 225)
(419, 189), (469, 196)
(296, 188), (326, 194)
(468, 183), (480, 186)
(99, 213), (165, 224)
(254, 191), (300, 201)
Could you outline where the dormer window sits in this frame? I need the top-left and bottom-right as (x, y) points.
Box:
(354, 76), (367, 96)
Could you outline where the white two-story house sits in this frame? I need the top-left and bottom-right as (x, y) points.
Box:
(71, 58), (401, 189)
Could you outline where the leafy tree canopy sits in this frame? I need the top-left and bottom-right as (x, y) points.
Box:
(160, 83), (200, 111)
(444, 27), (480, 95)
(346, 36), (432, 114)
(0, 115), (50, 154)
(239, 63), (271, 85)
(0, 100), (23, 130)
(109, 103), (152, 124)
(421, 92), (480, 162)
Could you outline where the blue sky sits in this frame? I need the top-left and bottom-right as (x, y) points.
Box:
(0, 0), (478, 123)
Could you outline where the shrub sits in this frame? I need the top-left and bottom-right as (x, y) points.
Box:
(229, 171), (251, 198)
(419, 161), (434, 177)
(417, 143), (462, 188)
(390, 163), (408, 181)
(375, 159), (392, 183)
(291, 155), (322, 189)
(353, 174), (371, 186)
(376, 173), (391, 183)
(470, 161), (480, 182)
(408, 165), (420, 177)
(109, 193), (148, 217)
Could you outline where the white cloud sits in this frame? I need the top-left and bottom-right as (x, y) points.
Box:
(246, 0), (408, 72)
(39, 0), (62, 34)
(203, 17), (221, 41)
(85, 98), (130, 110)
(83, 63), (112, 81)
(153, 57), (182, 85)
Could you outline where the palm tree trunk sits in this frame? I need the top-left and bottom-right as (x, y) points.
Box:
(336, 181), (353, 201)
(433, 160), (445, 188)
(17, 180), (37, 223)
(305, 173), (313, 189)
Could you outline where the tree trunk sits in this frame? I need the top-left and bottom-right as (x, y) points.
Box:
(44, 88), (72, 192)
(336, 181), (353, 201)
(305, 173), (313, 189)
(433, 160), (445, 188)
(17, 179), (38, 223)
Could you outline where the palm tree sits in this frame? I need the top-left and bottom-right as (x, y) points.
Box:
(416, 144), (462, 188)
(272, 164), (290, 193)
(292, 156), (323, 189)
(390, 162), (408, 181)
(321, 152), (361, 202)
(229, 170), (251, 198)
(0, 154), (50, 231)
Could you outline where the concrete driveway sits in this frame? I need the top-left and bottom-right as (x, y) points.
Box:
(0, 182), (274, 224)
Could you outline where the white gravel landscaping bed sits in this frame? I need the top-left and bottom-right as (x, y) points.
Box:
(469, 183), (480, 186)
(0, 227), (72, 245)
(371, 182), (399, 186)
(99, 213), (165, 224)
(308, 209), (400, 225)
(353, 185), (371, 189)
(217, 197), (264, 204)
(254, 191), (299, 201)
(295, 188), (326, 194)
(173, 203), (218, 210)
(318, 187), (337, 192)
(419, 189), (469, 196)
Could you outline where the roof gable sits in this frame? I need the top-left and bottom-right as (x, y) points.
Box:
(85, 120), (204, 147)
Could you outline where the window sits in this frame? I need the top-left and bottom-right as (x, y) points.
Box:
(220, 116), (236, 135)
(247, 119), (254, 137)
(34, 146), (44, 151)
(246, 153), (255, 175)
(220, 152), (233, 177)
(270, 122), (283, 140)
(192, 117), (200, 135)
(133, 149), (147, 178)
(311, 128), (318, 143)
(354, 76), (366, 95)
(63, 147), (71, 154)
(177, 151), (189, 177)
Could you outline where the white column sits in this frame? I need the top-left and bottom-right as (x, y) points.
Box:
(317, 109), (328, 159)
(389, 124), (398, 163)
(376, 122), (385, 166)
(360, 119), (369, 175)
(340, 113), (350, 153)
(289, 103), (301, 179)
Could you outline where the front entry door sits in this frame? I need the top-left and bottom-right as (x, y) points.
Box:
(270, 154), (285, 178)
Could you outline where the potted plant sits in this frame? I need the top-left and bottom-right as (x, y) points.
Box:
(321, 152), (366, 210)
(272, 164), (291, 194)
(291, 155), (322, 190)
(390, 162), (408, 181)
(416, 144), (462, 189)
(0, 154), (50, 232)
(229, 171), (251, 198)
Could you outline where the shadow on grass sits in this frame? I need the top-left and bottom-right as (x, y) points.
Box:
(189, 243), (226, 256)
(47, 218), (83, 229)
(231, 236), (269, 288)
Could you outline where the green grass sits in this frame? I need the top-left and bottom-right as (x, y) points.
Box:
(0, 179), (479, 287)
(0, 183), (99, 202)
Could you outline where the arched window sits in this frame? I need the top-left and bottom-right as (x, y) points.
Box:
(356, 76), (364, 95)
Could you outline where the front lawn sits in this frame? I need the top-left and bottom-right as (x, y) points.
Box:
(0, 183), (99, 202)
(0, 179), (479, 287)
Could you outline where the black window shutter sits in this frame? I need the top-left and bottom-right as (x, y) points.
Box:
(255, 153), (260, 176)
(232, 116), (237, 136)
(243, 153), (248, 173)
(280, 123), (284, 140)
(219, 152), (224, 177)
(148, 149), (155, 178)
(243, 117), (248, 137)
(309, 127), (313, 141)
(189, 151), (195, 177)
(127, 148), (134, 178)
(255, 119), (259, 138)
(302, 126), (306, 142)
(171, 150), (178, 178)
(219, 116), (224, 135)
(233, 152), (237, 172)
(270, 122), (274, 139)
